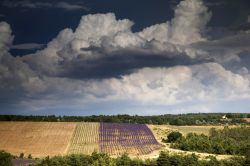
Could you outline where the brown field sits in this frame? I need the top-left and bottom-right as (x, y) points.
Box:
(67, 122), (99, 155)
(0, 122), (77, 157)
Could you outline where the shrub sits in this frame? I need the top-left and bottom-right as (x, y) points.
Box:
(0, 150), (13, 166)
(167, 131), (183, 142)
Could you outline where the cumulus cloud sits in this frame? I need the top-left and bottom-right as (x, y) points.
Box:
(94, 63), (249, 104)
(0, 22), (13, 56)
(0, 0), (250, 114)
(1, 0), (89, 11)
(139, 0), (211, 45)
(23, 0), (212, 76)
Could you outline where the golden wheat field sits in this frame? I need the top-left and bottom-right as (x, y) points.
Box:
(67, 122), (100, 155)
(0, 122), (76, 157)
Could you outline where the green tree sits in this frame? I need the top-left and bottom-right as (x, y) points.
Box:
(0, 150), (13, 166)
(19, 153), (24, 158)
(245, 145), (250, 166)
(116, 153), (131, 166)
(157, 151), (170, 166)
(28, 154), (32, 159)
(167, 131), (183, 142)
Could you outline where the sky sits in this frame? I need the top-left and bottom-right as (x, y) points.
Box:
(0, 0), (250, 115)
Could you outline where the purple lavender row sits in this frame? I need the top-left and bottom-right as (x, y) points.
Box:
(99, 122), (161, 155)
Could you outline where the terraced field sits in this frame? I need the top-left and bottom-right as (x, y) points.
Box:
(67, 122), (99, 154)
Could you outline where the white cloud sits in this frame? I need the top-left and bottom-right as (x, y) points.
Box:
(18, 62), (249, 105)
(11, 43), (44, 50)
(23, 0), (212, 72)
(0, 22), (13, 56)
(169, 0), (211, 45)
(102, 63), (249, 104)
(139, 0), (211, 45)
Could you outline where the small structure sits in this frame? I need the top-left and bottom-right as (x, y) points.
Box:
(222, 115), (227, 119)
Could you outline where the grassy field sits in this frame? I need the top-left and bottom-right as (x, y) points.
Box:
(0, 122), (76, 157)
(67, 122), (99, 155)
(147, 125), (225, 141)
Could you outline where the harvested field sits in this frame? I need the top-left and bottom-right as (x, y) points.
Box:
(100, 123), (162, 156)
(67, 122), (99, 155)
(0, 122), (76, 157)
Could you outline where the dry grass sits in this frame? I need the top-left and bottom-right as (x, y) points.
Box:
(244, 118), (250, 122)
(67, 122), (99, 155)
(147, 125), (225, 141)
(0, 122), (76, 157)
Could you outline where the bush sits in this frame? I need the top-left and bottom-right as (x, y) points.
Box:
(167, 131), (183, 142)
(19, 153), (24, 158)
(28, 154), (32, 159)
(157, 151), (170, 166)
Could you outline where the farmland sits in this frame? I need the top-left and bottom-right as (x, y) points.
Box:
(67, 122), (100, 155)
(100, 123), (162, 156)
(0, 122), (76, 157)
(0, 122), (163, 157)
(0, 121), (247, 162)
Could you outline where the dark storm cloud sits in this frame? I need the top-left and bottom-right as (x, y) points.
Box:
(1, 0), (89, 11)
(63, 51), (214, 79)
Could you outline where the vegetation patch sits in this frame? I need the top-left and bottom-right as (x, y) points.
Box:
(171, 127), (250, 155)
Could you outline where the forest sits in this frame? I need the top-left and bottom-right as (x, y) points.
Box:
(0, 113), (249, 125)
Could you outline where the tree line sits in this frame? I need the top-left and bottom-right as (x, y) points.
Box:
(0, 113), (249, 125)
(1, 150), (248, 166)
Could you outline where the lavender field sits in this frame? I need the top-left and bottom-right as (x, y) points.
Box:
(99, 123), (162, 155)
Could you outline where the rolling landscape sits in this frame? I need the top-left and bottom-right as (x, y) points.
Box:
(0, 114), (250, 165)
(1, 0), (250, 165)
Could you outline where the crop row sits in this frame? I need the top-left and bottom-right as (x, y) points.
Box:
(99, 123), (162, 155)
(67, 122), (99, 155)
